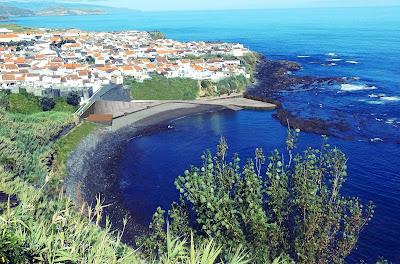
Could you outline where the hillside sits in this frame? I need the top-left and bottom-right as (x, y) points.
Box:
(0, 5), (34, 17)
(36, 7), (106, 16)
(0, 4), (107, 19)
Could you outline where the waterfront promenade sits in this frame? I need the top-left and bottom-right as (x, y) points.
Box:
(80, 94), (277, 130)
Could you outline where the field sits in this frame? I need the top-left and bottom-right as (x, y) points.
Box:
(8, 93), (41, 114)
(129, 75), (200, 100)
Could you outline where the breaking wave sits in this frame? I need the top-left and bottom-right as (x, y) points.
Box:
(340, 84), (377, 91)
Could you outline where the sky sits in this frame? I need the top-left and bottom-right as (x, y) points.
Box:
(3, 0), (400, 11)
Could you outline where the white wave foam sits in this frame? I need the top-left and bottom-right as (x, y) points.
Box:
(380, 96), (400, 102)
(321, 63), (337, 67)
(368, 93), (386, 98)
(385, 118), (396, 124)
(327, 52), (337, 57)
(297, 55), (310, 58)
(340, 84), (377, 91)
(346, 60), (359, 64)
(370, 138), (383, 142)
(326, 59), (343, 62)
(366, 101), (385, 105)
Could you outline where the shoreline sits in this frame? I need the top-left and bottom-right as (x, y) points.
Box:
(65, 103), (231, 243)
(245, 56), (350, 136)
(64, 55), (347, 243)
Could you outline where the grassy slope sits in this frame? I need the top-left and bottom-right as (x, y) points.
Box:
(0, 109), (141, 263)
(8, 93), (41, 114)
(54, 122), (98, 178)
(130, 75), (200, 100)
(6, 92), (77, 114)
(0, 109), (239, 263)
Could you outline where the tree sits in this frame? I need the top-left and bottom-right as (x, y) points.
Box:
(85, 56), (95, 64)
(66, 92), (80, 106)
(39, 97), (55, 111)
(139, 131), (374, 263)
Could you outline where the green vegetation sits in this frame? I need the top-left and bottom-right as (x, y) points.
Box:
(0, 89), (78, 114)
(0, 104), (252, 263)
(54, 122), (98, 178)
(139, 132), (374, 263)
(53, 98), (78, 112)
(0, 82), (380, 263)
(39, 97), (55, 111)
(0, 109), (140, 263)
(149, 31), (166, 40)
(0, 23), (34, 32)
(66, 92), (81, 107)
(8, 92), (41, 114)
(128, 75), (200, 100)
(201, 75), (248, 96)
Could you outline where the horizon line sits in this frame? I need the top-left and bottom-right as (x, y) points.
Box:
(98, 4), (400, 13)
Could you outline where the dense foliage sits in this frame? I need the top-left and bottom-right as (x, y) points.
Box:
(149, 31), (166, 40)
(140, 132), (374, 263)
(66, 92), (81, 107)
(201, 75), (248, 96)
(8, 90), (41, 114)
(0, 109), (142, 263)
(0, 107), (255, 263)
(39, 97), (56, 111)
(0, 89), (77, 114)
(128, 75), (200, 100)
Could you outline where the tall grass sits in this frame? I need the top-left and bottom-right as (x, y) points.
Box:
(0, 108), (254, 263)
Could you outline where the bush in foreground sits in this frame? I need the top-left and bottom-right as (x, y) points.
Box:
(0, 109), (252, 263)
(139, 131), (374, 263)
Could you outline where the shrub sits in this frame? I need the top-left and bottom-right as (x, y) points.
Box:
(39, 97), (55, 111)
(67, 92), (81, 106)
(140, 131), (374, 263)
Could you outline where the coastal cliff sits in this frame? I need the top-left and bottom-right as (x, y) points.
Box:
(0, 4), (106, 19)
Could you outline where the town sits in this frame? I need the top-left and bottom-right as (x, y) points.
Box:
(0, 27), (252, 100)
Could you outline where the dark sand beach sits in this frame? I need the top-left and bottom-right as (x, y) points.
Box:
(65, 103), (230, 242)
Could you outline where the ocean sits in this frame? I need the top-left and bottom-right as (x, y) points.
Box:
(13, 6), (400, 262)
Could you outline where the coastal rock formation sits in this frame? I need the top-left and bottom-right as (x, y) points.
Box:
(247, 58), (345, 97)
(245, 57), (350, 136)
(273, 108), (349, 136)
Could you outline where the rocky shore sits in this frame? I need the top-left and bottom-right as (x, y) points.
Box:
(245, 56), (350, 136)
(65, 55), (352, 244)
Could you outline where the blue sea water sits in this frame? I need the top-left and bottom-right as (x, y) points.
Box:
(13, 7), (400, 262)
